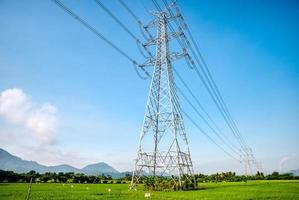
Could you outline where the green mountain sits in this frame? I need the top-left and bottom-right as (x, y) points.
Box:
(82, 162), (119, 175)
(290, 169), (299, 176)
(0, 148), (120, 176)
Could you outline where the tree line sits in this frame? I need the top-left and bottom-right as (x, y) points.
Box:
(0, 170), (130, 184)
(0, 170), (298, 184)
(193, 171), (298, 183)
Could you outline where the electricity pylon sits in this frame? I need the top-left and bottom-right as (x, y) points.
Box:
(240, 146), (257, 176)
(130, 10), (195, 189)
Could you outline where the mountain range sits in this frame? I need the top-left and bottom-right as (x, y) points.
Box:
(2, 148), (298, 177)
(290, 169), (299, 176)
(0, 148), (130, 178)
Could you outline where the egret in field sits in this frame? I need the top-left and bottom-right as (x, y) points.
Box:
(144, 193), (151, 198)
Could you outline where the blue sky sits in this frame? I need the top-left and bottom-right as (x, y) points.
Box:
(0, 0), (298, 174)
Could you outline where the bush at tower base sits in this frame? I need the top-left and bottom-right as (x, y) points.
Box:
(143, 175), (198, 191)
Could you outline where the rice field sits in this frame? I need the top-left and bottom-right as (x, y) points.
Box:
(0, 180), (299, 199)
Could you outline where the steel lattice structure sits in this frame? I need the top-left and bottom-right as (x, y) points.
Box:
(52, 0), (261, 184)
(130, 11), (194, 189)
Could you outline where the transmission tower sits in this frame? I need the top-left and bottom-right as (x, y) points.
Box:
(130, 10), (195, 189)
(240, 146), (256, 176)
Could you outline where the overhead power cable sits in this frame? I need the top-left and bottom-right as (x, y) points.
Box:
(187, 26), (247, 147)
(169, 79), (241, 162)
(118, 0), (154, 40)
(94, 0), (153, 57)
(174, 69), (240, 153)
(151, 0), (245, 148)
(94, 0), (138, 41)
(52, 0), (257, 170)
(173, 69), (225, 138)
(166, 0), (259, 171)
(159, 0), (248, 150)
(177, 86), (241, 156)
(170, 0), (247, 145)
(51, 0), (150, 77)
(148, 0), (247, 159)
(182, 110), (241, 162)
(152, 0), (243, 160)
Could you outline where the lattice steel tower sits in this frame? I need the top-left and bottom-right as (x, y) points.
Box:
(131, 11), (194, 189)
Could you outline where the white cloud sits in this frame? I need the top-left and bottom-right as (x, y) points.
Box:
(0, 88), (57, 144)
(0, 88), (30, 123)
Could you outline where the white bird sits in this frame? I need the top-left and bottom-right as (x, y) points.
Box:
(144, 193), (151, 198)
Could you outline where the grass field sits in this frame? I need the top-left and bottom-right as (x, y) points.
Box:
(0, 180), (299, 200)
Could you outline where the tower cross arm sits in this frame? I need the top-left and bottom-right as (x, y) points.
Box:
(168, 50), (187, 62)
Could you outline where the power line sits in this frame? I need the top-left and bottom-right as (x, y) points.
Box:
(167, 0), (259, 171)
(172, 0), (248, 147)
(174, 68), (225, 137)
(52, 0), (134, 63)
(116, 1), (240, 158)
(94, 0), (137, 40)
(94, 0), (153, 57)
(151, 0), (242, 160)
(174, 68), (240, 153)
(168, 73), (241, 162)
(118, 0), (154, 40)
(118, 0), (141, 24)
(150, 0), (247, 159)
(53, 0), (257, 170)
(117, 0), (241, 163)
(177, 85), (241, 156)
(51, 0), (150, 78)
(159, 0), (248, 151)
(152, 0), (245, 147)
(182, 110), (241, 162)
(155, 2), (260, 175)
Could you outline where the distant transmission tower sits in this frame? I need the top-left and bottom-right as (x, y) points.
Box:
(240, 146), (256, 176)
(130, 10), (195, 189)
